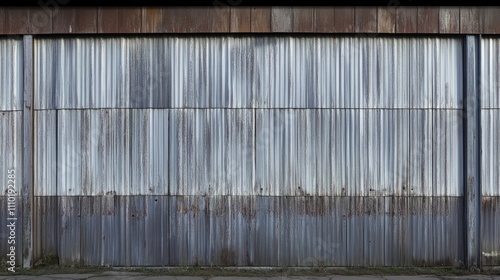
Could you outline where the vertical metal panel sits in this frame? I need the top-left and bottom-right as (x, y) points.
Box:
(35, 36), (463, 110)
(432, 110), (464, 197)
(256, 109), (409, 197)
(481, 197), (500, 266)
(33, 196), (57, 262)
(481, 110), (500, 196)
(169, 109), (254, 196)
(409, 110), (433, 196)
(34, 110), (57, 196)
(22, 34), (33, 268)
(465, 35), (481, 269)
(56, 109), (171, 196)
(0, 112), (23, 196)
(481, 37), (500, 108)
(0, 38), (23, 111)
(0, 197), (23, 266)
(168, 196), (209, 266)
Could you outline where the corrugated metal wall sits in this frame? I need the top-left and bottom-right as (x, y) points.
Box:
(31, 35), (467, 266)
(480, 37), (500, 267)
(0, 37), (24, 266)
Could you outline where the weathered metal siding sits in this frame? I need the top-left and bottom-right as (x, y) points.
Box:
(0, 37), (24, 266)
(0, 37), (23, 111)
(35, 36), (462, 110)
(480, 37), (500, 266)
(32, 36), (466, 267)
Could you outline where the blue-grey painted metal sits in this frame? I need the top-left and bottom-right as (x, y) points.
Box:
(22, 35), (34, 268)
(0, 37), (24, 267)
(0, 37), (23, 111)
(34, 36), (463, 110)
(480, 36), (500, 267)
(28, 35), (471, 267)
(464, 35), (481, 269)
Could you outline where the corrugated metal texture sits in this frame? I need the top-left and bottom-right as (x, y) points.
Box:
(36, 108), (463, 197)
(34, 110), (57, 196)
(0, 111), (22, 197)
(0, 38), (23, 111)
(255, 109), (462, 197)
(482, 196), (500, 266)
(35, 36), (462, 110)
(169, 109), (254, 196)
(35, 196), (464, 266)
(33, 196), (57, 261)
(481, 110), (500, 196)
(52, 109), (170, 196)
(481, 38), (500, 108)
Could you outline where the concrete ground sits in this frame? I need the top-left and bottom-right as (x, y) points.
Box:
(0, 273), (499, 280)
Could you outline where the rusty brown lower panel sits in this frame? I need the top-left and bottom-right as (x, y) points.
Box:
(4, 196), (468, 267)
(0, 197), (23, 266)
(482, 196), (500, 266)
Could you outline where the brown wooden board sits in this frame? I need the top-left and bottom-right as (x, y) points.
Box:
(377, 6), (396, 33)
(186, 7), (210, 33)
(396, 7), (417, 33)
(482, 6), (500, 34)
(271, 7), (292, 32)
(417, 7), (439, 34)
(355, 7), (377, 33)
(210, 6), (230, 33)
(98, 7), (119, 33)
(74, 7), (97, 33)
(334, 7), (354, 33)
(315, 7), (334, 33)
(438, 7), (459, 34)
(0, 8), (30, 34)
(230, 7), (251, 32)
(162, 7), (188, 33)
(251, 7), (271, 32)
(119, 8), (141, 33)
(29, 7), (52, 34)
(141, 7), (162, 33)
(460, 7), (481, 34)
(292, 7), (314, 33)
(52, 7), (75, 34)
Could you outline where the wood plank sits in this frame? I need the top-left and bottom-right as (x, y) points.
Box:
(119, 8), (141, 33)
(251, 6), (271, 32)
(377, 6), (396, 33)
(22, 35), (33, 268)
(271, 6), (292, 32)
(334, 7), (354, 33)
(210, 6), (230, 32)
(52, 7), (75, 34)
(162, 7), (187, 33)
(1, 8), (30, 34)
(315, 7), (334, 33)
(396, 7), (417, 33)
(186, 7), (210, 32)
(417, 7), (439, 33)
(292, 6), (314, 32)
(29, 7), (52, 34)
(0, 8), (4, 34)
(482, 6), (500, 34)
(74, 7), (97, 33)
(460, 7), (481, 34)
(230, 7), (251, 32)
(141, 7), (162, 33)
(439, 7), (459, 34)
(97, 7), (119, 33)
(355, 7), (377, 33)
